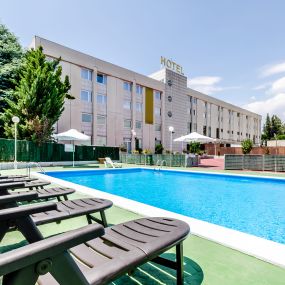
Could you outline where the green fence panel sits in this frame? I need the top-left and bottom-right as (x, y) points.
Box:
(0, 138), (119, 162)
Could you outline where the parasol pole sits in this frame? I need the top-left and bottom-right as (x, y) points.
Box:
(73, 140), (75, 167)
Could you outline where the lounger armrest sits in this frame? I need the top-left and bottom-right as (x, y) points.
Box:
(0, 192), (39, 205)
(0, 203), (57, 221)
(0, 224), (105, 276)
(0, 182), (25, 190)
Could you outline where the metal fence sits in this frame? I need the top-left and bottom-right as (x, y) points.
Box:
(225, 154), (285, 172)
(120, 154), (186, 167)
(0, 138), (119, 162)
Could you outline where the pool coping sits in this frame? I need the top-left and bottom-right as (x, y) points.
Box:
(33, 168), (285, 269)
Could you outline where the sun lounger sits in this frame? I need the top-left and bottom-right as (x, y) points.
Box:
(0, 177), (37, 183)
(0, 174), (28, 179)
(0, 201), (189, 285)
(0, 192), (112, 229)
(0, 181), (75, 202)
(104, 157), (122, 168)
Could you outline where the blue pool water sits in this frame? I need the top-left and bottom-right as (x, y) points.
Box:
(46, 168), (285, 244)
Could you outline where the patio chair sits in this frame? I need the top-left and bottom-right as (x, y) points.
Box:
(0, 181), (75, 202)
(0, 192), (112, 229)
(0, 201), (190, 285)
(104, 157), (122, 168)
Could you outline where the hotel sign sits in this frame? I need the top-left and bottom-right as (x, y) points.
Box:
(160, 56), (184, 75)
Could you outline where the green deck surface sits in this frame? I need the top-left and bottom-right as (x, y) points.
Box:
(1, 165), (285, 284)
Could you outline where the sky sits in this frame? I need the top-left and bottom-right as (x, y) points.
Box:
(1, 0), (285, 123)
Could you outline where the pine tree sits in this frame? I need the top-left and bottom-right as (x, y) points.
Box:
(0, 24), (23, 136)
(271, 115), (283, 137)
(262, 113), (272, 140)
(1, 47), (73, 144)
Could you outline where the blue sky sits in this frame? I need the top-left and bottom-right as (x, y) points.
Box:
(1, 0), (285, 121)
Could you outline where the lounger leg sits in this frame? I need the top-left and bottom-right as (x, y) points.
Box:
(0, 223), (10, 241)
(63, 195), (68, 201)
(86, 214), (92, 224)
(176, 243), (184, 285)
(3, 265), (38, 285)
(86, 211), (108, 227)
(100, 210), (108, 227)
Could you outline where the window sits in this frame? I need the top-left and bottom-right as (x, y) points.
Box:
(155, 107), (161, 116)
(237, 113), (240, 117)
(96, 136), (106, 146)
(97, 115), (106, 125)
(123, 100), (131, 110)
(136, 85), (143, 94)
(123, 81), (132, 91)
(187, 122), (192, 133)
(136, 102), (142, 112)
(216, 128), (220, 139)
(81, 68), (92, 80)
(203, 126), (207, 136)
(82, 113), (92, 123)
(155, 91), (161, 100)
(97, 93), (107, 104)
(135, 138), (142, 149)
(80, 90), (92, 102)
(155, 124), (161, 131)
(193, 109), (196, 116)
(193, 98), (197, 104)
(124, 119), (132, 128)
(208, 126), (211, 137)
(136, 121), (142, 129)
(97, 73), (107, 84)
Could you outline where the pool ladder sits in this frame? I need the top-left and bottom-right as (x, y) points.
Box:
(26, 162), (45, 177)
(155, 160), (166, 171)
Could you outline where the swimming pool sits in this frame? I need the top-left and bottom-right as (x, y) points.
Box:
(45, 168), (285, 244)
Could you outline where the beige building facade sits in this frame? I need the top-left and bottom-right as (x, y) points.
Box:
(31, 36), (262, 152)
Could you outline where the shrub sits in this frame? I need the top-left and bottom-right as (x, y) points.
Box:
(155, 144), (164, 154)
(189, 142), (201, 154)
(119, 144), (127, 152)
(241, 139), (253, 154)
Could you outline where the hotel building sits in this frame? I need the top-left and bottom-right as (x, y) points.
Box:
(31, 36), (262, 152)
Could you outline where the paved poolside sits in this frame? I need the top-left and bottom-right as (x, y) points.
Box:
(1, 165), (285, 284)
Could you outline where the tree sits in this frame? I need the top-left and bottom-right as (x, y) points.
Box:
(241, 139), (253, 154)
(1, 47), (73, 144)
(262, 113), (284, 141)
(0, 24), (23, 136)
(271, 115), (283, 137)
(262, 113), (272, 140)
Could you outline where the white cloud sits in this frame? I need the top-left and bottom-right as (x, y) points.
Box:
(187, 76), (239, 95)
(189, 76), (222, 86)
(250, 96), (256, 100)
(252, 83), (270, 91)
(244, 93), (285, 121)
(270, 76), (285, 94)
(261, 61), (285, 77)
